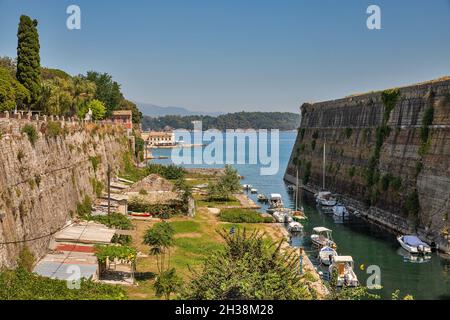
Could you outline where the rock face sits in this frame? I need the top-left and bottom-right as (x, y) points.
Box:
(0, 119), (131, 267)
(284, 77), (450, 251)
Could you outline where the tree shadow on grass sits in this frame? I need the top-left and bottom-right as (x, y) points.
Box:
(135, 271), (156, 281)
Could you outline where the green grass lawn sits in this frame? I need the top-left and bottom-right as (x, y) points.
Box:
(219, 208), (274, 223)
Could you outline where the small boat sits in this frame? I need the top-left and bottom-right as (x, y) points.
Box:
(315, 191), (337, 207)
(311, 227), (336, 248)
(273, 211), (286, 223)
(250, 188), (258, 194)
(329, 256), (359, 287)
(397, 235), (431, 254)
(292, 207), (307, 220)
(318, 246), (338, 266)
(257, 194), (268, 202)
(128, 212), (151, 217)
(288, 221), (303, 233)
(287, 185), (295, 193)
(332, 204), (348, 217)
(242, 184), (253, 190)
(268, 194), (284, 212)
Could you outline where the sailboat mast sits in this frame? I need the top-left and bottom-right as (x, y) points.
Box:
(295, 168), (299, 211)
(323, 141), (326, 190)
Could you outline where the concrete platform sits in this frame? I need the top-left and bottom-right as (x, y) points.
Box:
(54, 221), (116, 244)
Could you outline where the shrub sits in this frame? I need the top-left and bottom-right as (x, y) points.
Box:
(154, 268), (183, 300)
(46, 121), (62, 138)
(22, 124), (38, 147)
(345, 127), (353, 139)
(128, 196), (182, 218)
(182, 229), (313, 300)
(91, 178), (104, 197)
(146, 163), (186, 180)
(207, 165), (241, 201)
(17, 246), (35, 272)
(219, 209), (273, 223)
(381, 89), (400, 122)
(76, 196), (92, 217)
(89, 156), (101, 172)
(0, 268), (127, 300)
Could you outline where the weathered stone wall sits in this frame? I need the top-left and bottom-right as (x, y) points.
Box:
(0, 118), (132, 267)
(285, 77), (450, 251)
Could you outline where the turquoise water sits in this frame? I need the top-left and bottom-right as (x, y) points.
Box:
(150, 131), (450, 300)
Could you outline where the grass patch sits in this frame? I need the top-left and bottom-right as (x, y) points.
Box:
(169, 220), (202, 233)
(219, 208), (273, 223)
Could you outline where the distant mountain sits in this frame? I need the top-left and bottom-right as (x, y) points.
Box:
(136, 102), (224, 117)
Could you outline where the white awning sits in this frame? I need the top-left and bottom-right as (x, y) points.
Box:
(313, 227), (332, 233)
(333, 256), (354, 263)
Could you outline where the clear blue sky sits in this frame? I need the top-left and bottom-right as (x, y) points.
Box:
(1, 0), (449, 113)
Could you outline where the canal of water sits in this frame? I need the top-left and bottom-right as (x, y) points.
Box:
(150, 131), (450, 300)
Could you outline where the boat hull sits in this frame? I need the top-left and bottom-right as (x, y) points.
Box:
(397, 236), (431, 254)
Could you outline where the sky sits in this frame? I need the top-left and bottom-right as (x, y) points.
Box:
(1, 0), (450, 113)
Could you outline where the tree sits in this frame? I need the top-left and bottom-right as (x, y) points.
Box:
(39, 77), (74, 116)
(16, 15), (41, 106)
(78, 99), (106, 120)
(143, 222), (175, 273)
(154, 268), (183, 300)
(183, 229), (313, 300)
(83, 71), (122, 117)
(207, 165), (241, 201)
(173, 177), (193, 213)
(0, 56), (17, 77)
(0, 67), (30, 111)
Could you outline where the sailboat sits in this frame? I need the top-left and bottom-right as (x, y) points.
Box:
(291, 169), (306, 220)
(315, 141), (337, 207)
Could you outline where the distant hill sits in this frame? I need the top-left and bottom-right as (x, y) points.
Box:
(136, 102), (224, 117)
(141, 111), (300, 131)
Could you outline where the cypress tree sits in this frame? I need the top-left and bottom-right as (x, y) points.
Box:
(16, 15), (41, 107)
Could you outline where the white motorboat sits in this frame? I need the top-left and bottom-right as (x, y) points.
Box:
(288, 221), (303, 233)
(250, 188), (258, 194)
(318, 246), (338, 266)
(268, 193), (284, 211)
(329, 256), (359, 287)
(272, 211), (286, 223)
(257, 194), (268, 202)
(332, 204), (348, 217)
(315, 191), (337, 207)
(311, 227), (336, 248)
(397, 235), (431, 254)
